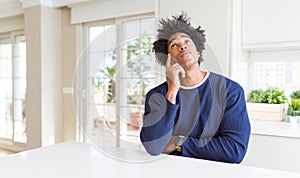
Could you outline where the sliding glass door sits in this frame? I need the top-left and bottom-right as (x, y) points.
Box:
(0, 32), (27, 144)
(77, 14), (163, 150)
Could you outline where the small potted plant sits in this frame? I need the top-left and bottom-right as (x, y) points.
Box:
(247, 88), (287, 121)
(290, 90), (300, 100)
(286, 90), (300, 124)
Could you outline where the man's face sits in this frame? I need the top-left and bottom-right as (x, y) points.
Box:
(167, 32), (200, 68)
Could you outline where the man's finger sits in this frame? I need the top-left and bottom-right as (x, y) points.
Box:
(166, 54), (172, 68)
(179, 66), (186, 78)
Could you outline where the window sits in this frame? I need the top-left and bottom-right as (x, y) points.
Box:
(0, 32), (27, 144)
(78, 15), (161, 150)
(248, 51), (300, 97)
(231, 0), (300, 99)
(254, 62), (286, 89)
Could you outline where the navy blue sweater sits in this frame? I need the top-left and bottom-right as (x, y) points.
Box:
(140, 72), (251, 163)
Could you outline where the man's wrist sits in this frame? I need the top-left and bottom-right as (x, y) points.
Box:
(162, 136), (177, 154)
(175, 135), (185, 152)
(166, 89), (178, 104)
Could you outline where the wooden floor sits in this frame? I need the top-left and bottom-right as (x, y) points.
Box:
(0, 148), (15, 158)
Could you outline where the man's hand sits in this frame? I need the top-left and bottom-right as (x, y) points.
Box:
(162, 136), (177, 154)
(166, 54), (185, 104)
(166, 54), (185, 90)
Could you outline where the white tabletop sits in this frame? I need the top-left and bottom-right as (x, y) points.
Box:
(251, 120), (300, 138)
(0, 141), (300, 178)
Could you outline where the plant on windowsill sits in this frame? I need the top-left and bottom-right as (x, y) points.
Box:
(246, 88), (288, 122)
(286, 90), (300, 124)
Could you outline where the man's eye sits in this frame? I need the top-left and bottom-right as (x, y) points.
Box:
(171, 44), (177, 49)
(185, 39), (190, 44)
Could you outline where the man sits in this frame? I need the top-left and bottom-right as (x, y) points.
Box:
(140, 12), (250, 164)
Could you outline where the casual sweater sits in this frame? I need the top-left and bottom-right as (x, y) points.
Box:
(140, 72), (251, 163)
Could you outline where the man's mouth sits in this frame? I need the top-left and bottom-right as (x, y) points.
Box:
(180, 51), (191, 58)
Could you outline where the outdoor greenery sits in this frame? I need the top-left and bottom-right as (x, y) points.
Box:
(93, 36), (153, 105)
(126, 36), (152, 105)
(247, 88), (287, 104)
(93, 52), (116, 103)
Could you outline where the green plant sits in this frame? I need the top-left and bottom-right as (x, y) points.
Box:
(264, 88), (287, 104)
(291, 99), (300, 110)
(127, 92), (138, 104)
(93, 36), (153, 105)
(287, 91), (300, 116)
(247, 88), (287, 104)
(290, 90), (300, 99)
(93, 52), (116, 103)
(287, 104), (300, 116)
(288, 99), (300, 116)
(287, 105), (294, 116)
(247, 89), (265, 103)
(126, 36), (152, 105)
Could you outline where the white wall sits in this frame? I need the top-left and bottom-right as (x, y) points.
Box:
(62, 8), (76, 141)
(232, 0), (300, 91)
(230, 0), (250, 92)
(25, 6), (43, 149)
(242, 0), (300, 46)
(70, 0), (155, 24)
(25, 6), (63, 149)
(41, 6), (63, 146)
(232, 1), (300, 173)
(0, 15), (24, 33)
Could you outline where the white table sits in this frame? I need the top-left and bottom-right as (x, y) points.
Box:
(0, 141), (300, 178)
(251, 120), (300, 138)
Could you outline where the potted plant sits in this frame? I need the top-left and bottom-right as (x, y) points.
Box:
(286, 90), (300, 123)
(246, 88), (287, 121)
(290, 90), (300, 100)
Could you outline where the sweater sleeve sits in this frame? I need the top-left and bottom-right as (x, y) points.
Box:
(140, 89), (179, 156)
(182, 84), (251, 163)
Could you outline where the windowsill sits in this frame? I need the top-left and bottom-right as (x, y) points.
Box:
(250, 120), (300, 139)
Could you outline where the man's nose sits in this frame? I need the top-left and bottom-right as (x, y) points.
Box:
(179, 45), (187, 51)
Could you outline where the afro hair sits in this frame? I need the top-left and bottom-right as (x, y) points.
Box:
(152, 12), (206, 66)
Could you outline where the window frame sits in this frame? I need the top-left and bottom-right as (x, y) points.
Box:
(77, 13), (161, 149)
(0, 30), (27, 148)
(247, 50), (300, 96)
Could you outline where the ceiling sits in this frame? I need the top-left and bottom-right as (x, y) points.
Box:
(0, 0), (98, 18)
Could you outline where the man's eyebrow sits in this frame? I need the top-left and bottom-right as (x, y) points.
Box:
(168, 35), (191, 44)
(181, 34), (190, 38)
(168, 38), (176, 44)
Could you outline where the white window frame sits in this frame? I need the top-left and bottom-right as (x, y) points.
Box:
(76, 13), (165, 148)
(247, 50), (300, 96)
(0, 30), (27, 150)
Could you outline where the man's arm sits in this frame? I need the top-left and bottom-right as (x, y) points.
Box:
(181, 85), (251, 163)
(140, 89), (179, 155)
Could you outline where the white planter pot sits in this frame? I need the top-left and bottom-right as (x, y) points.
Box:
(246, 103), (285, 122)
(289, 116), (298, 125)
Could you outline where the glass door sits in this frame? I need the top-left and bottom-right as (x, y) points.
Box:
(0, 33), (27, 144)
(79, 15), (160, 151)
